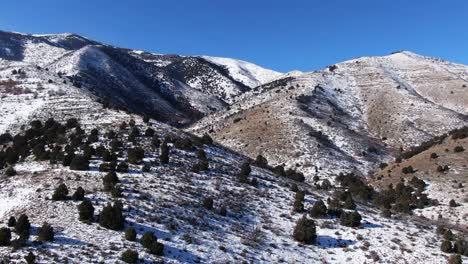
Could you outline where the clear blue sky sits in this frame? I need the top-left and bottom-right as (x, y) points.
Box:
(1, 0), (467, 72)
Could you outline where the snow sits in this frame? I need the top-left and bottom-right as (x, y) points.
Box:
(201, 56), (283, 88)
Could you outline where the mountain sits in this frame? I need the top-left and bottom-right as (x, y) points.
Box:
(0, 30), (282, 127)
(190, 51), (468, 179)
(0, 30), (467, 263)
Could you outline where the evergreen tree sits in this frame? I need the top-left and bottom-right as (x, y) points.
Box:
(37, 222), (54, 242)
(116, 162), (129, 173)
(0, 227), (11, 246)
(15, 214), (31, 240)
(141, 231), (157, 249)
(7, 216), (16, 227)
(5, 166), (16, 176)
(121, 249), (138, 264)
(237, 162), (251, 183)
(69, 155), (89, 171)
(103, 172), (119, 191)
(160, 141), (169, 164)
(309, 199), (327, 218)
(293, 191), (305, 213)
(441, 240), (453, 253)
(24, 251), (36, 264)
(99, 203), (125, 230)
(340, 211), (362, 227)
(343, 194), (356, 210)
(203, 197), (214, 210)
(78, 200), (94, 222)
(52, 183), (69, 201)
(293, 217), (316, 244)
(128, 147), (145, 164)
(72, 187), (85, 201)
(125, 226), (137, 241)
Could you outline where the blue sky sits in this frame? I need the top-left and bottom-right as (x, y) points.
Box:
(1, 0), (467, 72)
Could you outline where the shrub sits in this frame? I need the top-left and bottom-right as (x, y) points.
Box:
(37, 222), (54, 242)
(128, 147), (145, 164)
(444, 229), (454, 241)
(293, 191), (305, 213)
(125, 226), (137, 241)
(116, 162), (129, 173)
(24, 252), (36, 264)
(52, 183), (69, 201)
(449, 199), (458, 207)
(103, 172), (119, 191)
(111, 184), (123, 198)
(430, 152), (438, 159)
(0, 227), (11, 246)
(99, 203), (125, 230)
(293, 217), (316, 244)
(144, 127), (154, 137)
(401, 166), (415, 174)
(5, 166), (16, 176)
(141, 231), (157, 249)
(454, 146), (464, 153)
(309, 199), (327, 218)
(343, 194), (356, 210)
(148, 241), (164, 256)
(253, 154), (268, 168)
(340, 211), (361, 227)
(448, 254), (462, 264)
(160, 141), (169, 164)
(7, 216), (16, 227)
(78, 200), (94, 222)
(203, 197), (214, 210)
(15, 214), (31, 239)
(70, 155), (89, 171)
(201, 134), (213, 145)
(441, 240), (453, 253)
(219, 206), (227, 216)
(72, 187), (85, 201)
(237, 162), (251, 183)
(142, 164), (151, 172)
(121, 249), (139, 263)
(192, 160), (209, 173)
(437, 165), (449, 172)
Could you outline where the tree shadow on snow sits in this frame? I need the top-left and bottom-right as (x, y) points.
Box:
(163, 244), (200, 263)
(361, 221), (384, 229)
(316, 235), (355, 249)
(126, 221), (172, 240)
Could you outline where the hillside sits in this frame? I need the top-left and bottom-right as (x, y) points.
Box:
(190, 51), (468, 180)
(0, 30), (282, 126)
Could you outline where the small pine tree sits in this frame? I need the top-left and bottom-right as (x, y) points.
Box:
(125, 226), (137, 241)
(148, 241), (165, 256)
(340, 211), (362, 227)
(343, 194), (356, 210)
(203, 197), (214, 210)
(72, 187), (85, 201)
(448, 254), (462, 264)
(7, 216), (16, 227)
(37, 222), (54, 242)
(52, 183), (69, 201)
(160, 141), (169, 164)
(141, 231), (157, 249)
(24, 251), (36, 264)
(449, 199), (458, 207)
(293, 191), (305, 213)
(121, 249), (139, 263)
(69, 155), (89, 171)
(5, 166), (16, 176)
(293, 217), (316, 244)
(116, 162), (129, 173)
(0, 227), (11, 246)
(15, 214), (31, 240)
(142, 164), (151, 172)
(237, 162), (251, 183)
(103, 172), (119, 191)
(309, 199), (327, 218)
(441, 240), (453, 253)
(78, 200), (94, 222)
(99, 203), (125, 230)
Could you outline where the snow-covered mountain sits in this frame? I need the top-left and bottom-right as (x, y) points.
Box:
(1, 30), (467, 264)
(190, 51), (468, 179)
(0, 30), (282, 126)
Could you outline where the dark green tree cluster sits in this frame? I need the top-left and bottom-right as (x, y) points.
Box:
(192, 149), (209, 173)
(141, 231), (164, 256)
(293, 217), (316, 244)
(339, 211), (362, 227)
(99, 202), (125, 230)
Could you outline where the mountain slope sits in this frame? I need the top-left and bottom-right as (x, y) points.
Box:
(0, 30), (282, 126)
(190, 51), (468, 179)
